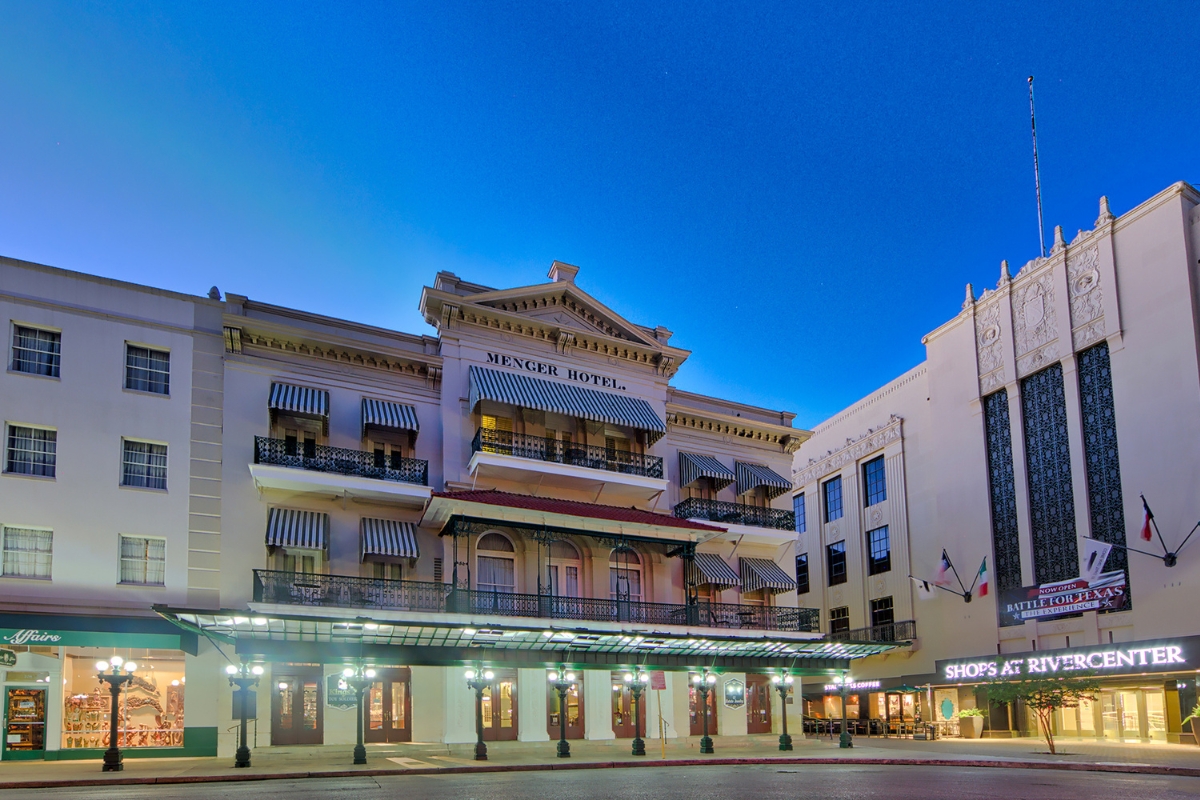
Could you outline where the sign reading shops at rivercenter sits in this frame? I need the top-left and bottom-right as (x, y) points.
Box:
(936, 636), (1200, 683)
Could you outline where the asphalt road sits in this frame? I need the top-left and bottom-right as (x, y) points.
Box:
(10, 765), (1200, 800)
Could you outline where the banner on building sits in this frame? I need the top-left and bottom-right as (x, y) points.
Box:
(998, 539), (1127, 626)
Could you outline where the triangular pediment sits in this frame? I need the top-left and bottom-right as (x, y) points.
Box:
(470, 282), (661, 348)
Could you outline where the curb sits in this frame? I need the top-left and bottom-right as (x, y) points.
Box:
(3, 755), (1200, 790)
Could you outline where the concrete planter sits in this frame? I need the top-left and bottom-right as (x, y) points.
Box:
(959, 715), (984, 739)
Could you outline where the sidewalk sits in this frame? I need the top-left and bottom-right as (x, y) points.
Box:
(2, 734), (1200, 789)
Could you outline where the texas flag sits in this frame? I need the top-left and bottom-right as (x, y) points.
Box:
(935, 550), (953, 586)
(976, 558), (989, 597)
(1140, 496), (1154, 542)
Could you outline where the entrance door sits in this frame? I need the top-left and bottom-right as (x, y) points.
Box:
(689, 682), (718, 736)
(272, 667), (323, 745)
(746, 675), (772, 734)
(4, 688), (46, 759)
(365, 668), (412, 743)
(1101, 690), (1144, 741)
(547, 681), (584, 739)
(481, 670), (517, 741)
(611, 675), (647, 738)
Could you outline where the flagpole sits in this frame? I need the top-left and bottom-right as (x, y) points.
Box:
(1143, 495), (1171, 554)
(942, 550), (970, 596)
(909, 575), (967, 599)
(1105, 541), (1175, 562)
(1028, 75), (1047, 258)
(1172, 522), (1200, 556)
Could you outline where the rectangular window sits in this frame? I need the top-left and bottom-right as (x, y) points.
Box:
(1, 527), (52, 579)
(870, 596), (895, 628)
(795, 553), (810, 594)
(862, 456), (886, 506)
(125, 344), (170, 395)
(829, 606), (850, 635)
(11, 326), (61, 377)
(6, 425), (56, 477)
(119, 535), (166, 585)
(121, 440), (167, 490)
(823, 476), (843, 522)
(866, 525), (891, 575)
(827, 541), (847, 585)
(793, 493), (806, 533)
(372, 561), (403, 581)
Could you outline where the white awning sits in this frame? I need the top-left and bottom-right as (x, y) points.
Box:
(740, 557), (796, 595)
(735, 461), (791, 500)
(361, 518), (420, 560)
(468, 365), (666, 444)
(361, 398), (420, 437)
(269, 382), (329, 420)
(686, 552), (741, 589)
(265, 508), (328, 550)
(679, 452), (735, 490)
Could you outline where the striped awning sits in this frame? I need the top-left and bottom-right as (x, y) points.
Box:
(361, 518), (420, 560)
(361, 398), (420, 437)
(265, 508), (328, 550)
(740, 557), (797, 595)
(468, 365), (667, 444)
(735, 461), (792, 500)
(679, 452), (735, 490)
(686, 552), (741, 589)
(269, 382), (329, 420)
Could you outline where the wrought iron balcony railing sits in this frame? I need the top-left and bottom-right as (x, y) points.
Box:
(673, 497), (796, 531)
(254, 436), (429, 486)
(471, 428), (664, 479)
(829, 619), (917, 643)
(251, 570), (821, 633)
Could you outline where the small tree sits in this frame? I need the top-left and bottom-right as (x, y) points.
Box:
(981, 675), (1101, 754)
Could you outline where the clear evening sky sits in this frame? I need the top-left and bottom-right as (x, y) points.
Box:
(1, 2), (1197, 427)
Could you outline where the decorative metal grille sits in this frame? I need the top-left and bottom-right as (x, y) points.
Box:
(1077, 342), (1131, 607)
(1021, 364), (1079, 584)
(672, 497), (794, 530)
(983, 390), (1022, 609)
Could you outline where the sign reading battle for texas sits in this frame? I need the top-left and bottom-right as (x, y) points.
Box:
(998, 537), (1128, 626)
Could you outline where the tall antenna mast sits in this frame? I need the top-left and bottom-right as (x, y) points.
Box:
(1028, 75), (1046, 257)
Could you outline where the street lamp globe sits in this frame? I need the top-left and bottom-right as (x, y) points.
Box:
(109, 655), (123, 667)
(96, 661), (109, 672)
(483, 670), (495, 681)
(124, 662), (137, 672)
(252, 665), (264, 676)
(226, 664), (239, 675)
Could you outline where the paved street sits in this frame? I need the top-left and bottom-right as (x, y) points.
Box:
(9, 764), (1200, 800)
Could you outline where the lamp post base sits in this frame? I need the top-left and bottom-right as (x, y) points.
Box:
(474, 741), (488, 761)
(557, 739), (571, 758)
(234, 745), (251, 768)
(778, 733), (793, 751)
(631, 736), (646, 756)
(353, 744), (367, 765)
(839, 731), (853, 749)
(101, 747), (123, 772)
(699, 735), (714, 754)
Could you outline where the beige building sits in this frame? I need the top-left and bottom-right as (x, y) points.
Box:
(792, 181), (1200, 743)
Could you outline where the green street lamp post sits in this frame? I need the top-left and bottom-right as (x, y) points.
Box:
(692, 671), (717, 754)
(770, 673), (794, 751)
(95, 656), (138, 772)
(225, 662), (264, 768)
(547, 667), (576, 758)
(836, 673), (854, 749)
(465, 667), (494, 761)
(342, 665), (377, 765)
(624, 670), (649, 756)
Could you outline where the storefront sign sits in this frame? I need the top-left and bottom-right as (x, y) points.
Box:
(1, 630), (62, 646)
(485, 353), (628, 391)
(0, 649), (16, 667)
(1000, 573), (1127, 625)
(937, 636), (1200, 683)
(326, 674), (358, 710)
(823, 680), (881, 692)
(649, 671), (667, 691)
(0, 627), (180, 650)
(723, 678), (745, 709)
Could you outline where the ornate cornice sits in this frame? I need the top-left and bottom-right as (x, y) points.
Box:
(665, 403), (810, 453)
(795, 416), (903, 487)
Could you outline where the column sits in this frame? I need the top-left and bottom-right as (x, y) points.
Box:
(646, 671), (682, 739)
(582, 670), (615, 740)
(715, 673), (747, 737)
(410, 666), (445, 743)
(517, 668), (550, 742)
(442, 666), (477, 744)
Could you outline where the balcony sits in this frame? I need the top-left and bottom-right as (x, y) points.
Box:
(830, 620), (917, 643)
(466, 428), (668, 504)
(249, 436), (432, 507)
(252, 569), (821, 633)
(673, 497), (795, 532)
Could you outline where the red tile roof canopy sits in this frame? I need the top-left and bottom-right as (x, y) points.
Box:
(430, 490), (725, 533)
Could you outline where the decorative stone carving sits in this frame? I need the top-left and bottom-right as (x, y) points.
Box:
(1012, 271), (1057, 368)
(869, 507), (883, 525)
(1067, 245), (1105, 350)
(975, 299), (1003, 372)
(980, 370), (1005, 394)
(1016, 342), (1059, 377)
(796, 416), (902, 487)
(440, 303), (459, 330)
(1096, 196), (1114, 227)
(555, 330), (576, 354)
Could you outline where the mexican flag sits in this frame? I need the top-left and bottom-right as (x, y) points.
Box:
(976, 558), (989, 597)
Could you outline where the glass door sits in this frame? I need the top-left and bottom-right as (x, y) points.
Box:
(4, 688), (46, 759)
(611, 676), (646, 739)
(365, 668), (411, 743)
(1118, 690), (1142, 740)
(482, 670), (517, 741)
(547, 680), (584, 739)
(272, 667), (323, 745)
(1145, 689), (1166, 741)
(746, 675), (772, 734)
(688, 681), (718, 736)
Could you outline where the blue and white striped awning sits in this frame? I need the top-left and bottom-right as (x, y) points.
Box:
(265, 508), (329, 550)
(686, 552), (741, 589)
(735, 461), (791, 500)
(269, 382), (329, 420)
(679, 452), (736, 490)
(468, 365), (667, 444)
(361, 398), (420, 437)
(740, 557), (796, 595)
(361, 518), (420, 560)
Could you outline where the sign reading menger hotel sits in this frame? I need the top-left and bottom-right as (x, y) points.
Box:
(485, 352), (628, 391)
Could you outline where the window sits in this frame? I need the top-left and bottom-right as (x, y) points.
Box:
(125, 344), (170, 394)
(829, 606), (850, 635)
(6, 425), (56, 477)
(867, 525), (891, 575)
(793, 493), (806, 533)
(863, 456), (886, 506)
(477, 532), (516, 593)
(795, 553), (810, 594)
(827, 541), (847, 585)
(119, 535), (166, 585)
(870, 596), (895, 628)
(1, 527), (52, 579)
(609, 548), (642, 601)
(11, 326), (60, 377)
(372, 561), (403, 581)
(823, 476), (843, 522)
(283, 553), (316, 574)
(122, 440), (167, 490)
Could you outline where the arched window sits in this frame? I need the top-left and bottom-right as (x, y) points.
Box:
(609, 548), (642, 602)
(548, 540), (581, 597)
(477, 532), (515, 593)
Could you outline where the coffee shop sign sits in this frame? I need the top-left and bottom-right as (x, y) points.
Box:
(943, 644), (1186, 682)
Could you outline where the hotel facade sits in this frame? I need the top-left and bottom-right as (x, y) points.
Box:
(792, 181), (1200, 743)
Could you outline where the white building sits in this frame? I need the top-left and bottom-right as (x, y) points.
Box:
(792, 181), (1200, 743)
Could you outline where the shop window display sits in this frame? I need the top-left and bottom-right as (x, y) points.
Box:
(61, 651), (185, 749)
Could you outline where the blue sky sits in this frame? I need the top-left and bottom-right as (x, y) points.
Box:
(2, 2), (1197, 427)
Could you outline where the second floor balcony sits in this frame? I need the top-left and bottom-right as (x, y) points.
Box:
(830, 619), (917, 643)
(249, 436), (431, 507)
(251, 569), (821, 633)
(673, 497), (795, 532)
